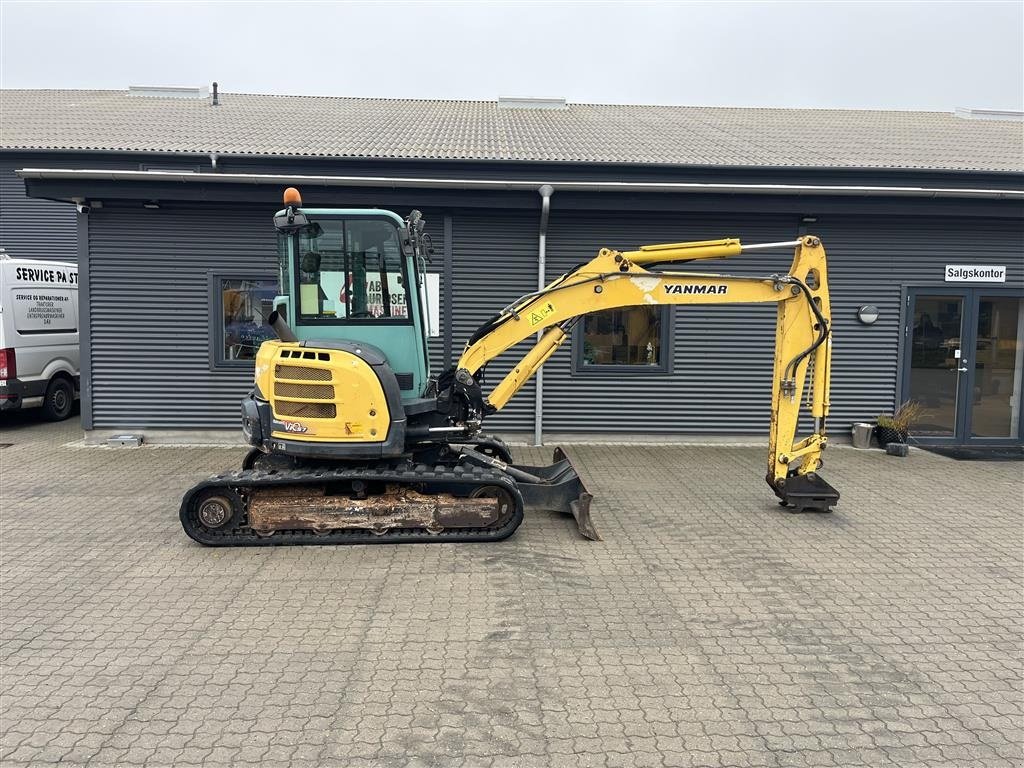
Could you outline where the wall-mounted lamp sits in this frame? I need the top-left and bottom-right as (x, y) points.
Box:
(857, 304), (880, 324)
(143, 200), (160, 210)
(801, 216), (817, 223)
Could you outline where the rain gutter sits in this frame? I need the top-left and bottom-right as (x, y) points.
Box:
(15, 168), (1024, 199)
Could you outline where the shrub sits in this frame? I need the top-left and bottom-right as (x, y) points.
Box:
(876, 400), (923, 433)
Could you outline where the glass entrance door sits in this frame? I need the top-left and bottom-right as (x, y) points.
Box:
(904, 289), (1024, 444)
(907, 294), (965, 437)
(970, 296), (1024, 439)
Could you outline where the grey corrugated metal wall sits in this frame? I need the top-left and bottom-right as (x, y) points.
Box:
(88, 204), (276, 428)
(86, 203), (539, 431)
(82, 199), (1022, 436)
(535, 209), (1023, 434)
(86, 203), (448, 429)
(818, 214), (1023, 428)
(0, 158), (77, 261)
(543, 211), (794, 434)
(449, 210), (538, 431)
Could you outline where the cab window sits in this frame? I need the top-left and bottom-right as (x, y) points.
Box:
(294, 218), (410, 323)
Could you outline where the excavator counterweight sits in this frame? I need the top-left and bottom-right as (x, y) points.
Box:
(180, 189), (837, 546)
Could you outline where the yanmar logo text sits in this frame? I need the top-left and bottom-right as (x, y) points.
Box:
(664, 284), (729, 295)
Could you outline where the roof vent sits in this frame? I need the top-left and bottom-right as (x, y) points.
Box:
(954, 107), (1023, 122)
(497, 96), (568, 110)
(128, 85), (210, 99)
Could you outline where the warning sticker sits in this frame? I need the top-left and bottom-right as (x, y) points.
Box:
(528, 302), (556, 327)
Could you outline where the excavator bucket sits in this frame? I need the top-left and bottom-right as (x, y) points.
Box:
(512, 447), (601, 541)
(770, 472), (840, 513)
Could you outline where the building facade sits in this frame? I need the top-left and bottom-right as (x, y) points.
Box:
(2, 91), (1022, 445)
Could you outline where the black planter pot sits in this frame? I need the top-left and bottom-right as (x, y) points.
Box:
(875, 425), (908, 447)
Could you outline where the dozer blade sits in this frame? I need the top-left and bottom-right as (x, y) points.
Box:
(569, 493), (598, 542)
(462, 446), (601, 540)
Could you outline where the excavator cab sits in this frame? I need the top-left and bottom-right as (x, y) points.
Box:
(271, 200), (432, 402)
(237, 191), (444, 462)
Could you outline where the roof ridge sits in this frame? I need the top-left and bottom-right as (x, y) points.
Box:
(0, 88), (960, 115)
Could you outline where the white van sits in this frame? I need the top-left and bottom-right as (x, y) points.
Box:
(0, 252), (80, 421)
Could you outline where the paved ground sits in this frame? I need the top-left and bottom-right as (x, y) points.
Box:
(1, 415), (1021, 768)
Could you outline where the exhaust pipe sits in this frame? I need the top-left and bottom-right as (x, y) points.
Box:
(267, 310), (298, 343)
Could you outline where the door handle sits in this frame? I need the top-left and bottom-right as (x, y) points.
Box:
(957, 366), (969, 373)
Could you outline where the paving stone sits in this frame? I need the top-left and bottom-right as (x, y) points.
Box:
(1, 416), (1021, 767)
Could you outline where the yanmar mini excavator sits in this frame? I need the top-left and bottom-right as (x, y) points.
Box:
(180, 188), (839, 546)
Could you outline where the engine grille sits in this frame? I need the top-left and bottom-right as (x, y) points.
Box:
(274, 382), (335, 399)
(275, 364), (331, 382)
(273, 361), (336, 421)
(275, 401), (337, 419)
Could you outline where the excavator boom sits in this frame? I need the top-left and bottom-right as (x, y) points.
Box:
(455, 235), (837, 510)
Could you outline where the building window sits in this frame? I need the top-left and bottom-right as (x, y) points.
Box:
(210, 274), (278, 367)
(574, 306), (672, 373)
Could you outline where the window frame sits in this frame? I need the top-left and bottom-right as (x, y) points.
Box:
(571, 305), (674, 376)
(208, 270), (279, 371)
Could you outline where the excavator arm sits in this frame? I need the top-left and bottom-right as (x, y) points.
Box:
(454, 235), (839, 512)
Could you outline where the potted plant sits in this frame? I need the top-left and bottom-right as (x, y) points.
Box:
(875, 401), (923, 447)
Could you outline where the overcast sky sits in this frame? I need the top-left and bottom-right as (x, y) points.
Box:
(1, 1), (1021, 111)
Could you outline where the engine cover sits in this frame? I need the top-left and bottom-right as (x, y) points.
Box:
(250, 340), (407, 458)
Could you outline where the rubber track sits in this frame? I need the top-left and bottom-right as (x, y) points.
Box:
(179, 463), (525, 546)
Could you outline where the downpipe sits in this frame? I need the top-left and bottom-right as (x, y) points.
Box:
(534, 184), (554, 446)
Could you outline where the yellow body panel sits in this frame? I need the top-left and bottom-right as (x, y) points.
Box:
(254, 340), (390, 443)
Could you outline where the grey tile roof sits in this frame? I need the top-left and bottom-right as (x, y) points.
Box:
(2, 89), (1022, 172)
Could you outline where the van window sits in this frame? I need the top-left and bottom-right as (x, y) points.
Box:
(10, 288), (77, 334)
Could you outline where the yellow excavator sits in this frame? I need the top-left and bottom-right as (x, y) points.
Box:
(180, 188), (839, 545)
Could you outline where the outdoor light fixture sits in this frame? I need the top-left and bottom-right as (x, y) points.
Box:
(857, 304), (880, 324)
(801, 216), (818, 223)
(143, 200), (160, 209)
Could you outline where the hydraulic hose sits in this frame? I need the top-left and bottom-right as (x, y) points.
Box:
(781, 277), (830, 381)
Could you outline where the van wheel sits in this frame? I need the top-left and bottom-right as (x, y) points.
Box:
(42, 377), (74, 421)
